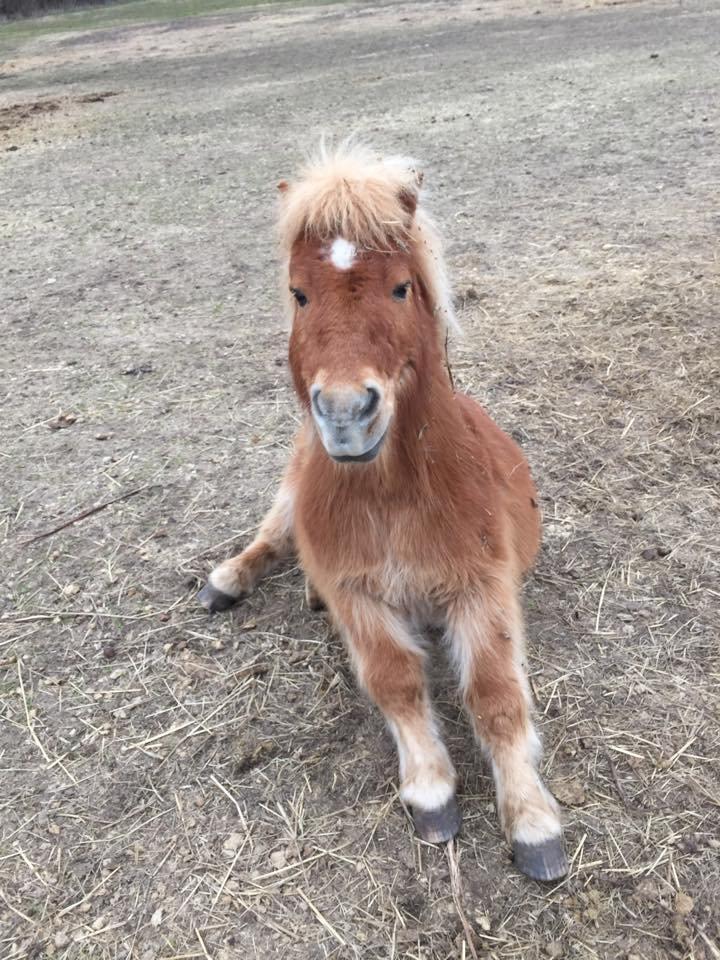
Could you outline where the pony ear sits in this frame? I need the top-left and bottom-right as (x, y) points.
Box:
(277, 180), (289, 193)
(398, 186), (419, 219)
(398, 167), (423, 219)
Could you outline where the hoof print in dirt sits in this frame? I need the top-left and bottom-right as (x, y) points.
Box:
(513, 836), (568, 883)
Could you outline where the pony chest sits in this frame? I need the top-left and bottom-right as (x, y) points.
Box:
(298, 494), (401, 567)
(297, 492), (446, 607)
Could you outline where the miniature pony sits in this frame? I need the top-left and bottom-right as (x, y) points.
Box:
(199, 144), (567, 881)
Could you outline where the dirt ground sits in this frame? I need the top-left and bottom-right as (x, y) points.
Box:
(1, 0), (719, 957)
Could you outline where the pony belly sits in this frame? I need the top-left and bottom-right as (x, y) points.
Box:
(297, 532), (448, 630)
(374, 556), (449, 627)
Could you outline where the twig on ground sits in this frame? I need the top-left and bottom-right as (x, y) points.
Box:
(180, 528), (254, 566)
(447, 841), (479, 960)
(21, 486), (150, 545)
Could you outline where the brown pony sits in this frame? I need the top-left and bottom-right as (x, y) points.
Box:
(199, 144), (567, 881)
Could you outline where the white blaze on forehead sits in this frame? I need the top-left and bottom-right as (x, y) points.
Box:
(329, 236), (356, 270)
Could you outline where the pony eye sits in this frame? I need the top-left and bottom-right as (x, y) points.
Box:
(392, 282), (411, 301)
(291, 288), (308, 307)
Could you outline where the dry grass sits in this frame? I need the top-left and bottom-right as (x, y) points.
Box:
(3, 246), (718, 960)
(2, 0), (719, 957)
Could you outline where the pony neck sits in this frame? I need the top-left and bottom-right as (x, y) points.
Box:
(391, 335), (458, 474)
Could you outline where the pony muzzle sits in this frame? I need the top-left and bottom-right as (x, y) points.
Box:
(310, 381), (390, 463)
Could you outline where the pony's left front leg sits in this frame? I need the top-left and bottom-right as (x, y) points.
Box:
(329, 590), (460, 843)
(448, 583), (568, 882)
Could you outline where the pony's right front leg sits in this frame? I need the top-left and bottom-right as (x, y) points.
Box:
(198, 474), (296, 614)
(329, 589), (459, 843)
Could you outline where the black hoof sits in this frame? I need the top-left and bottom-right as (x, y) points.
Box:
(197, 582), (240, 614)
(412, 797), (462, 844)
(305, 579), (327, 612)
(513, 836), (568, 882)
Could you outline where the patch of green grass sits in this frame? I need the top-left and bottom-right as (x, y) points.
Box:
(0, 0), (316, 48)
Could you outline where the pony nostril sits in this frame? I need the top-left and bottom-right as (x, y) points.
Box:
(361, 386), (380, 420)
(311, 385), (380, 424)
(310, 386), (326, 418)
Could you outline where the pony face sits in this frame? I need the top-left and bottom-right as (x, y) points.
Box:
(287, 236), (424, 463)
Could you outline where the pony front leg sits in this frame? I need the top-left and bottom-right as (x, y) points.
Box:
(198, 476), (295, 614)
(330, 591), (459, 843)
(449, 586), (568, 882)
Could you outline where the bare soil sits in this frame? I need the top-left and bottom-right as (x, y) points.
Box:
(1, 1), (719, 958)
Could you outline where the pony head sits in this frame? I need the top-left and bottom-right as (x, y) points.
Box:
(277, 143), (456, 463)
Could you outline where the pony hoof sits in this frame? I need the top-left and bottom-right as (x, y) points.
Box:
(197, 583), (241, 614)
(412, 797), (462, 844)
(513, 836), (568, 882)
(305, 579), (327, 612)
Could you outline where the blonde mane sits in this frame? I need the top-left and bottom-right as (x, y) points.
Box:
(277, 142), (458, 336)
